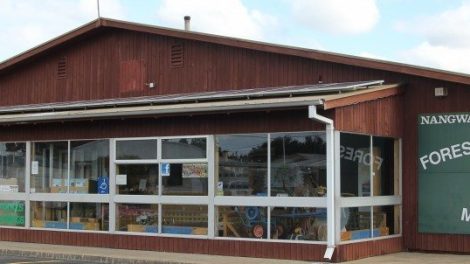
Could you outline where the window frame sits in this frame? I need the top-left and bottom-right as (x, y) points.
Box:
(336, 131), (402, 244)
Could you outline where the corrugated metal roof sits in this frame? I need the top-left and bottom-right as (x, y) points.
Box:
(0, 80), (383, 115)
(0, 83), (400, 125)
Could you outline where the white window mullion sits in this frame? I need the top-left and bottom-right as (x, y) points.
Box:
(67, 141), (71, 194)
(266, 133), (271, 239)
(67, 201), (70, 229)
(207, 135), (215, 238)
(109, 139), (116, 233)
(267, 133), (271, 197)
(25, 141), (31, 228)
(157, 138), (162, 234)
(334, 131), (341, 243)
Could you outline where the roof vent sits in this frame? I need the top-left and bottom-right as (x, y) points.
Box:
(184, 16), (191, 31)
(57, 57), (67, 79)
(171, 44), (184, 68)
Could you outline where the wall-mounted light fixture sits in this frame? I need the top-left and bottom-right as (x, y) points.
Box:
(434, 87), (448, 97)
(145, 82), (156, 89)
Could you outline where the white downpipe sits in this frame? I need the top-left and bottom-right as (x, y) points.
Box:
(308, 105), (335, 260)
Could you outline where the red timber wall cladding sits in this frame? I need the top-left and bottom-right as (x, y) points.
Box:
(1, 25), (470, 261)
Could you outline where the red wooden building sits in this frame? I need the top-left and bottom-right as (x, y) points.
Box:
(0, 18), (469, 262)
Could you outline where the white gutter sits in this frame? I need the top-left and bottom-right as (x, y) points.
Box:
(0, 97), (323, 124)
(308, 104), (336, 260)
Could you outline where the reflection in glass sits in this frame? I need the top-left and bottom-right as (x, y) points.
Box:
(373, 205), (400, 237)
(116, 204), (158, 233)
(216, 134), (267, 196)
(0, 143), (26, 192)
(31, 142), (68, 193)
(116, 164), (158, 195)
(70, 140), (109, 194)
(340, 134), (371, 197)
(341, 206), (371, 241)
(270, 207), (327, 241)
(0, 201), (25, 227)
(116, 140), (158, 160)
(162, 163), (208, 196)
(270, 132), (326, 197)
(70, 203), (108, 231)
(162, 205), (207, 235)
(373, 137), (398, 196)
(217, 206), (267, 239)
(162, 138), (207, 159)
(31, 201), (67, 229)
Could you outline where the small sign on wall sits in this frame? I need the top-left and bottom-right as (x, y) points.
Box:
(31, 161), (39, 175)
(116, 174), (127, 185)
(161, 163), (170, 176)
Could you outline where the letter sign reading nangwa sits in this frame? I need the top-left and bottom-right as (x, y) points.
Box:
(418, 113), (470, 234)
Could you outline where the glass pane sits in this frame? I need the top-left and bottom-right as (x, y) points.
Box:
(270, 132), (326, 197)
(31, 142), (68, 193)
(0, 201), (25, 227)
(162, 205), (207, 235)
(373, 205), (400, 237)
(216, 134), (268, 196)
(116, 204), (158, 233)
(0, 143), (26, 193)
(217, 206), (267, 239)
(270, 207), (327, 241)
(373, 137), (399, 196)
(116, 140), (157, 160)
(340, 206), (372, 241)
(162, 138), (207, 159)
(70, 140), (109, 194)
(162, 163), (208, 196)
(116, 164), (158, 195)
(31, 201), (67, 229)
(340, 134), (371, 197)
(70, 203), (108, 231)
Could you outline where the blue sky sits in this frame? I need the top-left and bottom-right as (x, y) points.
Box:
(1, 0), (469, 74)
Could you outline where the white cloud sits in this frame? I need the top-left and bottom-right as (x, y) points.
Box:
(397, 1), (470, 48)
(155, 0), (277, 40)
(400, 42), (470, 74)
(357, 51), (387, 61)
(290, 0), (379, 35)
(396, 1), (470, 74)
(0, 0), (125, 62)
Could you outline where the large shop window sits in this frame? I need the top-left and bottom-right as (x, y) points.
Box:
(31, 201), (108, 231)
(31, 142), (68, 193)
(31, 140), (110, 194)
(216, 134), (268, 196)
(0, 201), (25, 227)
(114, 137), (210, 236)
(215, 132), (327, 242)
(0, 143), (26, 193)
(339, 133), (401, 242)
(71, 140), (109, 194)
(270, 132), (326, 197)
(0, 134), (332, 243)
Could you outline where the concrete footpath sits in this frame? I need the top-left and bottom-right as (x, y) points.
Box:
(0, 241), (469, 264)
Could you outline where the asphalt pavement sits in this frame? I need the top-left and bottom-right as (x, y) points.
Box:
(0, 255), (99, 264)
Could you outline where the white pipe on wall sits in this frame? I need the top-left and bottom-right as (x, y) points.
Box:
(308, 105), (336, 260)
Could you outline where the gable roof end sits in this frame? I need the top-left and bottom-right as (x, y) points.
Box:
(1, 18), (470, 85)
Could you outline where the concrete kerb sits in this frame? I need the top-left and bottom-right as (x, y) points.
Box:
(0, 248), (169, 264)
